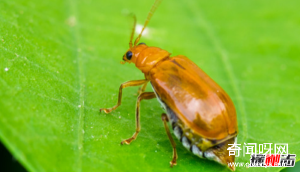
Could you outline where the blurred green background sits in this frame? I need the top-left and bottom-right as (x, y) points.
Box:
(0, 0), (299, 172)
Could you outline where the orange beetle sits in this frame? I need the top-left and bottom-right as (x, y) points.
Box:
(100, 0), (238, 171)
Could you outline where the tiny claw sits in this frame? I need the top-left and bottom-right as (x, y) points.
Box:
(170, 160), (177, 167)
(121, 137), (135, 145)
(99, 108), (111, 114)
(120, 140), (130, 145)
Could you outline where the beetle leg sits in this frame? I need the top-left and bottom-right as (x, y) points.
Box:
(162, 113), (177, 167)
(121, 92), (156, 145)
(136, 81), (148, 95)
(100, 79), (148, 113)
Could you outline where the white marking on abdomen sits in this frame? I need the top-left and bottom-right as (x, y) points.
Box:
(182, 136), (191, 150)
(191, 145), (203, 158)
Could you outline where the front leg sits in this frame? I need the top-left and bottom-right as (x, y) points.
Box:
(100, 79), (148, 113)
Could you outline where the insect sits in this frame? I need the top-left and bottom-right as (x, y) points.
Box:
(100, 0), (238, 171)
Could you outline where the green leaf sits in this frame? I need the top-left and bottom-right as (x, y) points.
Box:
(0, 0), (299, 172)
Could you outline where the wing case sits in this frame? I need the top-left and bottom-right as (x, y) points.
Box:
(149, 55), (237, 140)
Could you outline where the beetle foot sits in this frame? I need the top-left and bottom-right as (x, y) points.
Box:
(170, 160), (177, 167)
(99, 108), (112, 113)
(120, 137), (134, 145)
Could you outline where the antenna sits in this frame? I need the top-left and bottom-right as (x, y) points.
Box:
(129, 14), (137, 48)
(133, 0), (163, 46)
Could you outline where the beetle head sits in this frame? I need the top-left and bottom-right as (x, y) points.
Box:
(121, 42), (148, 64)
(122, 43), (170, 74)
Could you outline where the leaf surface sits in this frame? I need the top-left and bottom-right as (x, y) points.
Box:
(0, 0), (299, 172)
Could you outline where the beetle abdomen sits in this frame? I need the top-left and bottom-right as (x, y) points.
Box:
(152, 85), (206, 158)
(166, 101), (236, 166)
(152, 85), (236, 167)
(167, 104), (205, 159)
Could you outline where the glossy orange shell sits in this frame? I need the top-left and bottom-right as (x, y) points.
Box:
(149, 55), (238, 140)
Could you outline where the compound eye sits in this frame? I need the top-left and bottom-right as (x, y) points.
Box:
(138, 42), (146, 45)
(126, 51), (133, 60)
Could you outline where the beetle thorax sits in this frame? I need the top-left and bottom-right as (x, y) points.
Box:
(129, 45), (171, 74)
